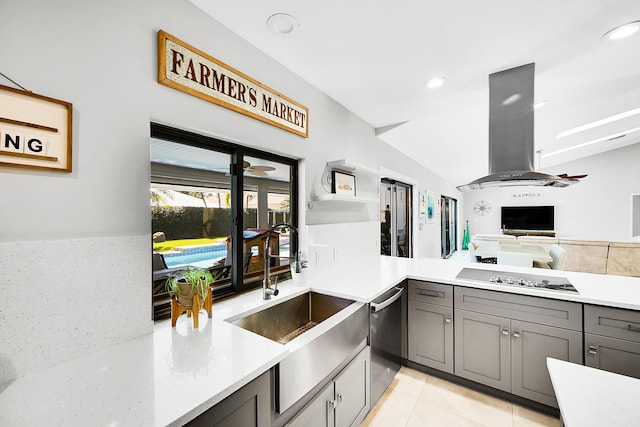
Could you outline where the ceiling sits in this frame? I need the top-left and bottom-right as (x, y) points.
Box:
(151, 138), (292, 182)
(189, 0), (640, 187)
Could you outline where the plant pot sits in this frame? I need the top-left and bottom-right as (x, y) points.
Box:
(176, 281), (195, 308)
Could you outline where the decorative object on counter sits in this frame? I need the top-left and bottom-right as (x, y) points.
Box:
(166, 267), (214, 328)
(331, 170), (356, 196)
(0, 83), (73, 172)
(462, 220), (470, 250)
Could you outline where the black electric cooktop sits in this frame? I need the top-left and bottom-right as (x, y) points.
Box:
(456, 267), (579, 293)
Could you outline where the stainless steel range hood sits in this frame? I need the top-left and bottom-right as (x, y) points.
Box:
(457, 63), (579, 191)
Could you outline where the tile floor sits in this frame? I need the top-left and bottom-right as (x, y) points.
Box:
(361, 367), (561, 427)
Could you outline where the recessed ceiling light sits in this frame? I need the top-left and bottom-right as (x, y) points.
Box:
(556, 106), (640, 138)
(425, 77), (446, 89)
(602, 20), (640, 40)
(267, 13), (299, 35)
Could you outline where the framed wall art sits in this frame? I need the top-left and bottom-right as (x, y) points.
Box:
(0, 84), (72, 172)
(331, 171), (356, 196)
(158, 30), (308, 138)
(419, 191), (427, 224)
(427, 191), (436, 221)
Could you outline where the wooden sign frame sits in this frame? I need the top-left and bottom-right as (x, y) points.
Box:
(158, 30), (309, 138)
(0, 84), (73, 173)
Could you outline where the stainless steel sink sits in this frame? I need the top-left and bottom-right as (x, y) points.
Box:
(227, 291), (369, 414)
(230, 291), (354, 344)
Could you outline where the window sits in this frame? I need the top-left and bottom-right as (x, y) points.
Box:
(150, 123), (298, 320)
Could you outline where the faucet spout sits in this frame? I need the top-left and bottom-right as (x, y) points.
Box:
(263, 223), (300, 299)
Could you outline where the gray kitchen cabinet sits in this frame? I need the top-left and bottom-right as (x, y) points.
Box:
(334, 346), (370, 427)
(511, 320), (582, 407)
(454, 287), (583, 408)
(287, 346), (370, 427)
(584, 334), (640, 378)
(584, 304), (640, 379)
(407, 280), (454, 373)
(187, 371), (271, 427)
(454, 309), (511, 392)
(409, 301), (453, 373)
(284, 383), (334, 427)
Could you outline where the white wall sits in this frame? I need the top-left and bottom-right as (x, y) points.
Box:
(462, 143), (640, 242)
(0, 0), (456, 382)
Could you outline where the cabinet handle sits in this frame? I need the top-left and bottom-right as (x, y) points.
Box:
(501, 328), (510, 337)
(337, 393), (343, 403)
(328, 399), (337, 409)
(512, 331), (520, 339)
(588, 345), (598, 356)
(628, 324), (640, 333)
(444, 316), (452, 324)
(417, 289), (440, 298)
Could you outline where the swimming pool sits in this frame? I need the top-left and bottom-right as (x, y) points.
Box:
(162, 244), (290, 269)
(163, 245), (227, 269)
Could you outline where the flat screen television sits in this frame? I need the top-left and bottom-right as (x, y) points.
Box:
(501, 206), (554, 231)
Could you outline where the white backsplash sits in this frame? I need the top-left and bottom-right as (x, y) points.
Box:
(307, 221), (379, 267)
(0, 235), (153, 383)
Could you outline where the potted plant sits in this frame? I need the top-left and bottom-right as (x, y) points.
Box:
(165, 267), (214, 309)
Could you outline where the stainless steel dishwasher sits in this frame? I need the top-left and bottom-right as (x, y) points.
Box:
(370, 282), (407, 405)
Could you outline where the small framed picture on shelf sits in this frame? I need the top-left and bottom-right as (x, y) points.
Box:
(331, 170), (356, 196)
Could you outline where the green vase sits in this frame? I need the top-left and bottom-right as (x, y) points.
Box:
(462, 220), (470, 250)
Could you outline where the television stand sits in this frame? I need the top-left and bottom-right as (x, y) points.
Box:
(502, 229), (556, 237)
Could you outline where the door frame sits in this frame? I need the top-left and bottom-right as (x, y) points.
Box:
(379, 167), (417, 257)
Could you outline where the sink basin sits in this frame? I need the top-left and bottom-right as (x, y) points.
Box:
(227, 290), (369, 414)
(230, 291), (354, 344)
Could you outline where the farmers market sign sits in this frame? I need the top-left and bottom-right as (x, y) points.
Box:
(157, 30), (309, 138)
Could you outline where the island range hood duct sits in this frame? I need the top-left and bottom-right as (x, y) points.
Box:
(457, 63), (580, 191)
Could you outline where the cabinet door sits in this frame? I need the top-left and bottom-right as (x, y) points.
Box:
(334, 346), (370, 427)
(408, 300), (453, 373)
(187, 371), (270, 427)
(286, 382), (334, 427)
(454, 309), (510, 392)
(585, 333), (640, 379)
(511, 321), (582, 407)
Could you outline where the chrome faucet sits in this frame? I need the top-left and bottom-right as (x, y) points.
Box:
(263, 223), (302, 300)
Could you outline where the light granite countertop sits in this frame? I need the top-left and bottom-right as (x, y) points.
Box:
(547, 358), (640, 426)
(1, 256), (639, 426)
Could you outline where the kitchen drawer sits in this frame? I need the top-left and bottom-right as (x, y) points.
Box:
(585, 305), (640, 343)
(408, 280), (452, 307)
(454, 286), (582, 331)
(585, 333), (640, 379)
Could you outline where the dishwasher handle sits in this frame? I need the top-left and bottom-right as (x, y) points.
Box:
(371, 287), (404, 313)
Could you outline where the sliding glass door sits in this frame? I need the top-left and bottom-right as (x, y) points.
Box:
(380, 179), (412, 257)
(441, 196), (457, 258)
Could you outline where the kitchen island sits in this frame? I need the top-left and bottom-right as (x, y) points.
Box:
(1, 256), (639, 426)
(547, 358), (640, 426)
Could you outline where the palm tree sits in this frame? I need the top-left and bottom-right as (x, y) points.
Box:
(150, 188), (172, 207)
(280, 197), (290, 212)
(185, 191), (209, 208)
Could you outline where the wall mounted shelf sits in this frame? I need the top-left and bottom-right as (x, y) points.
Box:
(313, 193), (379, 203)
(326, 159), (380, 176)
(308, 159), (380, 208)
